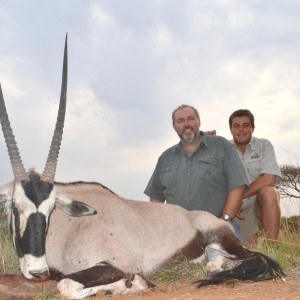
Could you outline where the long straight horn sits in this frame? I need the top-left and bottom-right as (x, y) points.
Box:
(42, 34), (68, 183)
(0, 84), (29, 181)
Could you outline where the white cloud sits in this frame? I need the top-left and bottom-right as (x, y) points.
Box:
(0, 0), (300, 200)
(91, 4), (115, 26)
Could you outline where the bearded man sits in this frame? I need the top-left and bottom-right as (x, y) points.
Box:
(145, 104), (248, 231)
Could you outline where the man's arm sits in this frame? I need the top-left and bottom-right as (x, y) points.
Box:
(222, 185), (246, 219)
(243, 139), (281, 199)
(243, 174), (276, 199)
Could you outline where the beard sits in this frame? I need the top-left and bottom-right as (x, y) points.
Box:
(178, 127), (198, 143)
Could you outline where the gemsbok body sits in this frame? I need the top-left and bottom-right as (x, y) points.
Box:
(0, 35), (284, 299)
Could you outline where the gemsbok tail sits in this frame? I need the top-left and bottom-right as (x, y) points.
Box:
(196, 251), (285, 287)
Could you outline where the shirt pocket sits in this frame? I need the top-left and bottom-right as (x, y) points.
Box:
(246, 159), (261, 177)
(159, 163), (180, 187)
(196, 157), (222, 181)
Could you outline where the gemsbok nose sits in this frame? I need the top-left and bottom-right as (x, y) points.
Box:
(29, 269), (50, 281)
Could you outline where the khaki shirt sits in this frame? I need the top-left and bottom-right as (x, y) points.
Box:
(231, 137), (282, 209)
(145, 134), (248, 217)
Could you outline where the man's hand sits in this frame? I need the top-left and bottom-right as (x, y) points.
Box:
(204, 130), (217, 136)
(235, 205), (245, 220)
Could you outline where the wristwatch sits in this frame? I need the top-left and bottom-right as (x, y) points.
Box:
(222, 213), (232, 221)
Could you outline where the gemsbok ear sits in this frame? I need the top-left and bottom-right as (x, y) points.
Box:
(55, 193), (97, 217)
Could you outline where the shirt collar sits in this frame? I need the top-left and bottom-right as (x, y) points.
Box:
(231, 137), (255, 152)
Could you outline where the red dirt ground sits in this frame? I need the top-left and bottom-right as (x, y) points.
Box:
(1, 270), (300, 300)
(99, 271), (300, 300)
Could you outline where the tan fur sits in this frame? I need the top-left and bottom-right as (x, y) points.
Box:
(46, 182), (227, 276)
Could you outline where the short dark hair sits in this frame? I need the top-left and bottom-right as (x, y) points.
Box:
(172, 104), (200, 124)
(229, 109), (255, 128)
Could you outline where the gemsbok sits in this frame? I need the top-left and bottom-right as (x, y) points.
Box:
(0, 35), (284, 299)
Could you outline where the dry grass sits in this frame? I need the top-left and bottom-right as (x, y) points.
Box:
(0, 202), (19, 275)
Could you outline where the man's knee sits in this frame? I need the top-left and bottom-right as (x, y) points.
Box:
(256, 187), (280, 218)
(257, 186), (280, 203)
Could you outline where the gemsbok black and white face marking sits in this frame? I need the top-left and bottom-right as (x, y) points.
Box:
(0, 34), (68, 282)
(9, 172), (56, 281)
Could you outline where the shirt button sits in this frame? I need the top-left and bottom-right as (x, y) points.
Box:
(187, 173), (191, 176)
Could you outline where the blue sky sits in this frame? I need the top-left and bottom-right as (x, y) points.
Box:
(0, 0), (300, 200)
